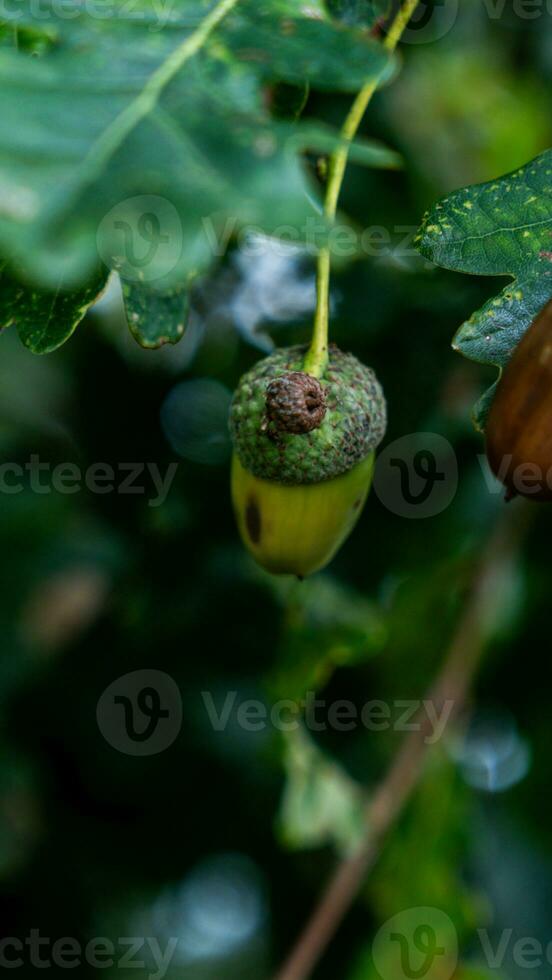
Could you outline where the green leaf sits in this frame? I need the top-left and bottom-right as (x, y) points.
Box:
(0, 263), (108, 353)
(292, 124), (402, 170)
(416, 150), (552, 429)
(277, 727), (366, 856)
(121, 281), (190, 349)
(222, 2), (392, 91)
(350, 754), (487, 980)
(267, 576), (387, 704)
(369, 752), (479, 928)
(0, 0), (392, 297)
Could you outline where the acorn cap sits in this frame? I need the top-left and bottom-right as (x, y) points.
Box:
(229, 344), (386, 485)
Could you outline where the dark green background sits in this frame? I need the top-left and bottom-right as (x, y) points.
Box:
(0, 2), (551, 977)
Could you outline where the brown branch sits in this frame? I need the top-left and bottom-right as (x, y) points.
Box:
(273, 501), (532, 980)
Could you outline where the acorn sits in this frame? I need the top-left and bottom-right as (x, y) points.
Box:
(486, 298), (552, 502)
(229, 344), (387, 576)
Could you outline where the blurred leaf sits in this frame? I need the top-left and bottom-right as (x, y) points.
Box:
(384, 48), (551, 194)
(350, 754), (487, 980)
(292, 124), (402, 170)
(0, 262), (108, 353)
(221, 2), (392, 90)
(416, 150), (552, 429)
(369, 752), (486, 938)
(121, 280), (189, 349)
(377, 561), (469, 700)
(267, 576), (387, 703)
(0, 0), (391, 298)
(325, 0), (390, 29)
(278, 726), (366, 855)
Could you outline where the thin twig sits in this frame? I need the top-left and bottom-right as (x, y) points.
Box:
(303, 0), (421, 379)
(273, 501), (532, 980)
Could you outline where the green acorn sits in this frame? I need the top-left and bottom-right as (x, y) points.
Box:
(229, 344), (386, 577)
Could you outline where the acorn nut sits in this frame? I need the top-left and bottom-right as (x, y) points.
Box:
(486, 298), (552, 502)
(229, 344), (387, 576)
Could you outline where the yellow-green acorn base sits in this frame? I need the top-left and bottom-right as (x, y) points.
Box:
(231, 452), (375, 578)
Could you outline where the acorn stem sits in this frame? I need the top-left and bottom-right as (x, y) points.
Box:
(304, 0), (421, 381)
(304, 249), (330, 378)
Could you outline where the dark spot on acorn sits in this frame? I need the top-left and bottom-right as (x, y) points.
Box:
(265, 372), (326, 435)
(245, 497), (262, 544)
(486, 298), (552, 502)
